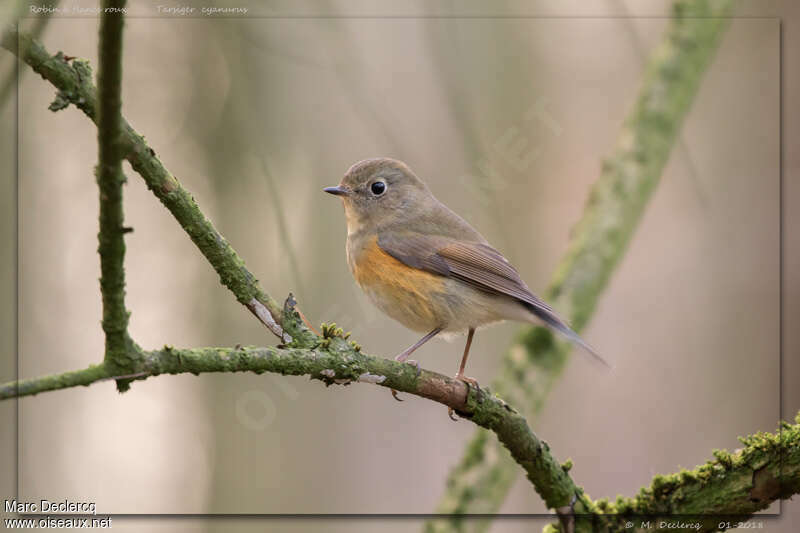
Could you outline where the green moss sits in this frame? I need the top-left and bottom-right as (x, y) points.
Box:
(602, 417), (800, 521)
(712, 449), (734, 469)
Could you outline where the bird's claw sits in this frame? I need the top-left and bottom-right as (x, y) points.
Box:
(454, 373), (481, 396)
(446, 374), (481, 419)
(391, 389), (403, 402)
(394, 355), (422, 377)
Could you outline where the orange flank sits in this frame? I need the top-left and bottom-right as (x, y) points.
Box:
(351, 236), (446, 332)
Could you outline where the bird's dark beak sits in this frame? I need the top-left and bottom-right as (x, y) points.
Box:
(323, 185), (349, 197)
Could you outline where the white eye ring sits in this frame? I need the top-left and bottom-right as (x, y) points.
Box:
(370, 180), (387, 196)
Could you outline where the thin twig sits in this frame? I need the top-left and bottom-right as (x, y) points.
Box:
(96, 1), (135, 389)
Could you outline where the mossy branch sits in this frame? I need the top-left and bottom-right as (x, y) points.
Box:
(96, 0), (138, 390)
(427, 1), (734, 530)
(0, 25), (286, 341)
(0, 300), (586, 514)
(2, 313), (797, 530)
(547, 415), (800, 532)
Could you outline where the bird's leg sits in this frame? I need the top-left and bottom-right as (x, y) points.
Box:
(449, 327), (479, 420)
(454, 327), (478, 387)
(394, 327), (442, 370)
(391, 327), (442, 401)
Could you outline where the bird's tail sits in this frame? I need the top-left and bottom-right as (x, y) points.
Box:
(523, 302), (611, 369)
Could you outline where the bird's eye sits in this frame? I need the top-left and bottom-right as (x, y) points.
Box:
(370, 181), (387, 196)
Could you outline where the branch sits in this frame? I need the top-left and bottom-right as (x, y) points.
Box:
(1, 363), (110, 399)
(0, 25), (287, 342)
(96, 0), (137, 388)
(548, 416), (800, 533)
(0, 301), (585, 513)
(4, 311), (797, 528)
(428, 0), (734, 529)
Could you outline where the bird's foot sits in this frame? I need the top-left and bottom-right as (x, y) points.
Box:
(454, 372), (480, 394)
(394, 349), (422, 375)
(447, 373), (482, 421)
(406, 359), (422, 376)
(394, 353), (421, 374)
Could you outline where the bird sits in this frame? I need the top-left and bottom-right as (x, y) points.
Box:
(324, 158), (606, 411)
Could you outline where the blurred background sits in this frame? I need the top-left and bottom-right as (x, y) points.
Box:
(0, 0), (798, 532)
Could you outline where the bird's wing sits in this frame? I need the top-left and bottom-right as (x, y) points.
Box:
(377, 231), (555, 315)
(377, 231), (609, 367)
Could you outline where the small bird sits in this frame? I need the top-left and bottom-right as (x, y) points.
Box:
(324, 158), (606, 408)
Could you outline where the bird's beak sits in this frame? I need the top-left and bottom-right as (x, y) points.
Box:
(323, 185), (350, 197)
